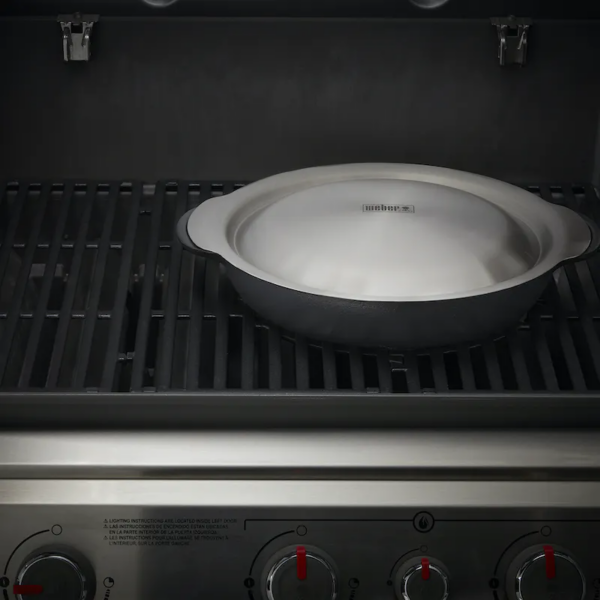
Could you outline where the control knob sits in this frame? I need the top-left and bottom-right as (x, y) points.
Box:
(394, 557), (449, 600)
(263, 545), (337, 600)
(15, 551), (94, 600)
(509, 545), (585, 600)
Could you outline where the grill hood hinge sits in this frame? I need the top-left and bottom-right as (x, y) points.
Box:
(491, 16), (532, 67)
(58, 14), (99, 62)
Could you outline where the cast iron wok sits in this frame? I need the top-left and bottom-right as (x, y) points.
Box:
(177, 164), (600, 348)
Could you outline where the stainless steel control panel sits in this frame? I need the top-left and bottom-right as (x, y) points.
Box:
(2, 432), (600, 599)
(1, 482), (600, 600)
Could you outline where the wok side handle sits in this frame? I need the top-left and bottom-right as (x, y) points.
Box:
(579, 214), (600, 259)
(176, 208), (219, 259)
(558, 211), (600, 268)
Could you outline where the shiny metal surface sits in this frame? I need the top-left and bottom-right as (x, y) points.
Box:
(236, 180), (535, 298)
(1, 431), (600, 600)
(3, 480), (600, 508)
(1, 482), (600, 600)
(514, 550), (586, 600)
(16, 553), (88, 600)
(400, 562), (449, 600)
(2, 431), (600, 600)
(1, 430), (600, 478)
(265, 548), (337, 600)
(187, 164), (593, 302)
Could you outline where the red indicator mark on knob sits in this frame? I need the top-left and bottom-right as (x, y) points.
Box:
(13, 585), (44, 595)
(421, 558), (430, 581)
(544, 545), (556, 579)
(297, 546), (307, 580)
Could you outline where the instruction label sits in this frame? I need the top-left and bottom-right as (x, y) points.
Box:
(102, 518), (238, 547)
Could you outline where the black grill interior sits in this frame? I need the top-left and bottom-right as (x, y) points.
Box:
(1, 180), (600, 395)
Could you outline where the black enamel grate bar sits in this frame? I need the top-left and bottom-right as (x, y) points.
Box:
(1, 180), (600, 394)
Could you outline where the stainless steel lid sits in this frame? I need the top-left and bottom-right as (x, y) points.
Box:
(187, 164), (592, 302)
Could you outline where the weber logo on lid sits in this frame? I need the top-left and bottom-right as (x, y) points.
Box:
(363, 204), (415, 213)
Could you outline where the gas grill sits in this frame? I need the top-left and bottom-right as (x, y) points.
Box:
(2, 4), (600, 600)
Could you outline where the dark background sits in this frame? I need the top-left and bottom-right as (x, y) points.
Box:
(2, 0), (600, 18)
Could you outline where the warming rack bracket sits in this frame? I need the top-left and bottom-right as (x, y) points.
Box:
(491, 16), (532, 67)
(58, 13), (99, 62)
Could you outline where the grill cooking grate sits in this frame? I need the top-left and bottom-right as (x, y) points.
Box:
(1, 180), (600, 394)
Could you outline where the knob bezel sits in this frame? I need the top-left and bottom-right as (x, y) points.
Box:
(16, 553), (90, 600)
(400, 562), (449, 600)
(515, 550), (586, 600)
(263, 546), (338, 600)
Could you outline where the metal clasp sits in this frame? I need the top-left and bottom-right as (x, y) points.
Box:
(58, 14), (99, 62)
(491, 16), (532, 67)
